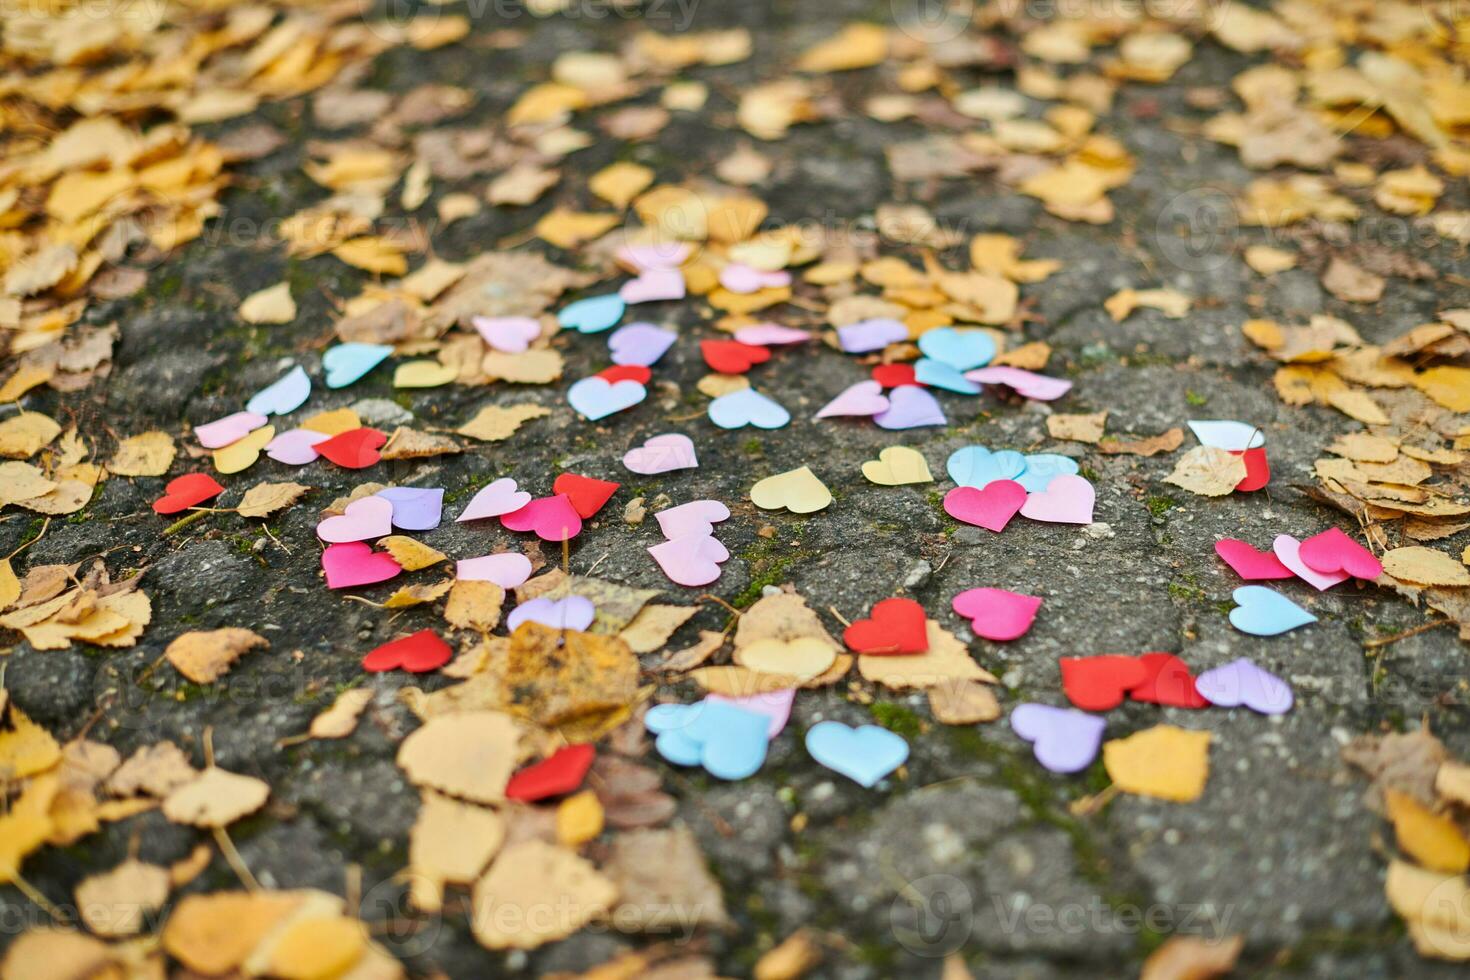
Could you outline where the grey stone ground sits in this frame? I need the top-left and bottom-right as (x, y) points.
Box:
(3, 1), (1469, 977)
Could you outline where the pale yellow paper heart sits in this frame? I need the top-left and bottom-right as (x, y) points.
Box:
(213, 426), (274, 475)
(394, 360), (457, 388)
(861, 446), (932, 486)
(750, 466), (832, 514)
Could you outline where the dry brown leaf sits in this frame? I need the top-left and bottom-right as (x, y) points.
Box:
(1047, 412), (1107, 444)
(236, 481), (311, 518)
(307, 688), (374, 741)
(445, 580), (504, 632)
(457, 404), (551, 441)
(795, 22), (887, 72)
(162, 891), (303, 976)
(409, 791), (505, 912)
(487, 165), (561, 207)
(74, 858), (170, 937)
(1163, 446), (1246, 496)
(0, 414), (60, 459)
(1322, 257), (1385, 303)
(397, 710), (519, 803)
(107, 431), (176, 477)
(603, 824), (731, 933)
(928, 679), (1002, 724)
(1098, 428), (1184, 457)
(162, 766), (270, 828)
(1383, 547), (1470, 587)
(1104, 287), (1191, 321)
(106, 742), (196, 798)
(1140, 934), (1244, 980)
(381, 427), (462, 460)
(618, 604), (698, 654)
(589, 162), (655, 210)
(860, 620), (997, 690)
(380, 536), (445, 571)
(471, 840), (617, 949)
(165, 628), (269, 684)
(238, 282), (296, 324)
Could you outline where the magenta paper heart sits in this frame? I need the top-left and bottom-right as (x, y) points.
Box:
(472, 316), (542, 353)
(1010, 703), (1104, 773)
(1298, 527), (1382, 580)
(874, 386), (946, 429)
(719, 263), (791, 294)
(655, 499), (731, 539)
(944, 481), (1026, 532)
(1195, 657), (1293, 715)
(609, 322), (677, 366)
(458, 478), (532, 522)
(617, 241), (690, 272)
(735, 324), (810, 346)
(1019, 474), (1094, 524)
(507, 595), (595, 632)
(965, 366), (1073, 401)
(952, 588), (1042, 642)
(501, 494), (583, 541)
(649, 533), (727, 587)
(623, 433), (698, 474)
(1215, 538), (1294, 580)
(266, 428), (330, 465)
(709, 688), (794, 738)
(1272, 534), (1347, 591)
(837, 318), (908, 353)
(322, 542), (402, 589)
(815, 381), (890, 419)
(316, 495), (394, 543)
(456, 553), (533, 588)
(195, 411), (268, 449)
(619, 268), (686, 304)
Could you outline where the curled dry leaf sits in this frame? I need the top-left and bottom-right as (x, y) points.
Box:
(618, 604), (698, 654)
(408, 791), (505, 912)
(928, 678), (1002, 724)
(162, 766), (270, 828)
(236, 481), (311, 518)
(1046, 411), (1107, 444)
(307, 688), (374, 740)
(445, 580), (504, 632)
(457, 403), (551, 442)
(471, 840), (617, 950)
(1163, 446), (1247, 497)
(379, 535), (446, 571)
(165, 627), (269, 684)
(859, 620), (997, 691)
(238, 282), (296, 324)
(397, 710), (519, 804)
(0, 413), (60, 459)
(74, 858), (170, 937)
(1382, 547), (1470, 587)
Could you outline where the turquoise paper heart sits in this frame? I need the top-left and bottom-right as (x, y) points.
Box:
(323, 343), (392, 389)
(947, 446), (1026, 488)
(805, 721), (908, 788)
(1229, 586), (1316, 636)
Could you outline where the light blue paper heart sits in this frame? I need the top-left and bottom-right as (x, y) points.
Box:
(1016, 453), (1080, 492)
(568, 376), (646, 420)
(558, 294), (626, 334)
(917, 327), (995, 371)
(914, 358), (981, 394)
(1229, 586), (1316, 636)
(246, 365), (310, 416)
(323, 343), (392, 389)
(947, 446), (1026, 488)
(805, 721), (909, 788)
(708, 388), (790, 430)
(647, 700), (769, 780)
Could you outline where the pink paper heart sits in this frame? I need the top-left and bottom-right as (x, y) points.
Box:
(1272, 534), (1347, 591)
(952, 588), (1042, 642)
(472, 316), (542, 353)
(617, 242), (691, 272)
(965, 366), (1073, 401)
(719, 263), (791, 294)
(619, 268), (686, 304)
(623, 433), (698, 474)
(266, 428), (330, 465)
(944, 481), (1026, 532)
(815, 381), (890, 419)
(1019, 474), (1095, 524)
(1215, 539), (1294, 580)
(1298, 527), (1382, 580)
(322, 542), (401, 589)
(195, 411), (268, 449)
(734, 324), (811, 346)
(649, 533), (727, 587)
(456, 553), (533, 589)
(656, 500), (731, 539)
(316, 495), (394, 543)
(500, 493), (583, 541)
(458, 478), (532, 522)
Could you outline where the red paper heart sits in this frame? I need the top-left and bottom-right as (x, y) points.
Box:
(1059, 655), (1148, 711)
(700, 339), (771, 375)
(842, 597), (928, 654)
(553, 473), (620, 519)
(871, 364), (920, 388)
(152, 473), (225, 515)
(362, 629), (452, 673)
(505, 743), (595, 802)
(597, 365), (653, 385)
(316, 427), (387, 469)
(1215, 538), (1293, 580)
(1129, 652), (1209, 708)
(1233, 447), (1270, 492)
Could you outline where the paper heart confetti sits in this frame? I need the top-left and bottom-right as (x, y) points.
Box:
(623, 433), (698, 474)
(843, 597), (928, 654)
(804, 721), (908, 788)
(815, 381), (889, 419)
(458, 478), (532, 522)
(701, 339), (771, 374)
(1229, 585), (1316, 636)
(1060, 655), (1149, 711)
(750, 466), (832, 514)
(708, 388), (790, 429)
(951, 588), (1041, 642)
(323, 342), (392, 388)
(316, 495), (394, 543)
(619, 267), (685, 304)
(1215, 539), (1294, 580)
(504, 744), (596, 802)
(266, 428), (329, 465)
(1234, 447), (1270, 492)
(456, 553), (533, 588)
(1019, 474), (1095, 525)
(655, 499), (730, 539)
(964, 366), (1072, 401)
(1015, 454), (1079, 493)
(507, 595), (595, 632)
(322, 542), (402, 589)
(315, 428), (387, 469)
(837, 318), (907, 353)
(376, 487), (444, 530)
(500, 493), (583, 541)
(719, 263), (790, 294)
(872, 364), (919, 387)
(861, 446), (932, 486)
(362, 629), (452, 673)
(947, 446), (1026, 488)
(913, 358), (981, 394)
(1130, 652), (1209, 708)
(944, 481), (1026, 532)
(473, 315), (542, 353)
(1298, 527), (1383, 580)
(1272, 534), (1348, 591)
(213, 425), (274, 475)
(1187, 419), (1264, 451)
(152, 473), (225, 515)
(553, 473), (620, 518)
(246, 366), (310, 416)
(649, 534), (728, 587)
(1194, 657), (1293, 715)
(617, 241), (690, 271)
(608, 323), (677, 366)
(568, 376), (646, 420)
(647, 699), (770, 780)
(558, 294), (626, 333)
(874, 386), (946, 429)
(596, 365), (652, 385)
(708, 688), (794, 739)
(194, 411), (268, 449)
(1010, 704), (1105, 774)
(918, 327), (996, 371)
(735, 324), (809, 346)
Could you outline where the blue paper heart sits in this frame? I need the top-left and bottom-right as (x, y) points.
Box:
(947, 446), (1026, 488)
(323, 343), (392, 389)
(647, 700), (769, 780)
(246, 365), (311, 416)
(558, 294), (626, 334)
(1016, 453), (1080, 492)
(568, 376), (646, 420)
(708, 388), (791, 430)
(1229, 586), (1317, 636)
(914, 358), (981, 394)
(917, 327), (995, 371)
(805, 721), (909, 788)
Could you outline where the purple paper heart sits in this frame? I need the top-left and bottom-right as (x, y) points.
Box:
(837, 318), (908, 353)
(1194, 658), (1293, 715)
(1009, 703), (1105, 773)
(609, 322), (677, 366)
(815, 380), (890, 419)
(874, 386), (946, 429)
(507, 595), (595, 632)
(376, 487), (444, 531)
